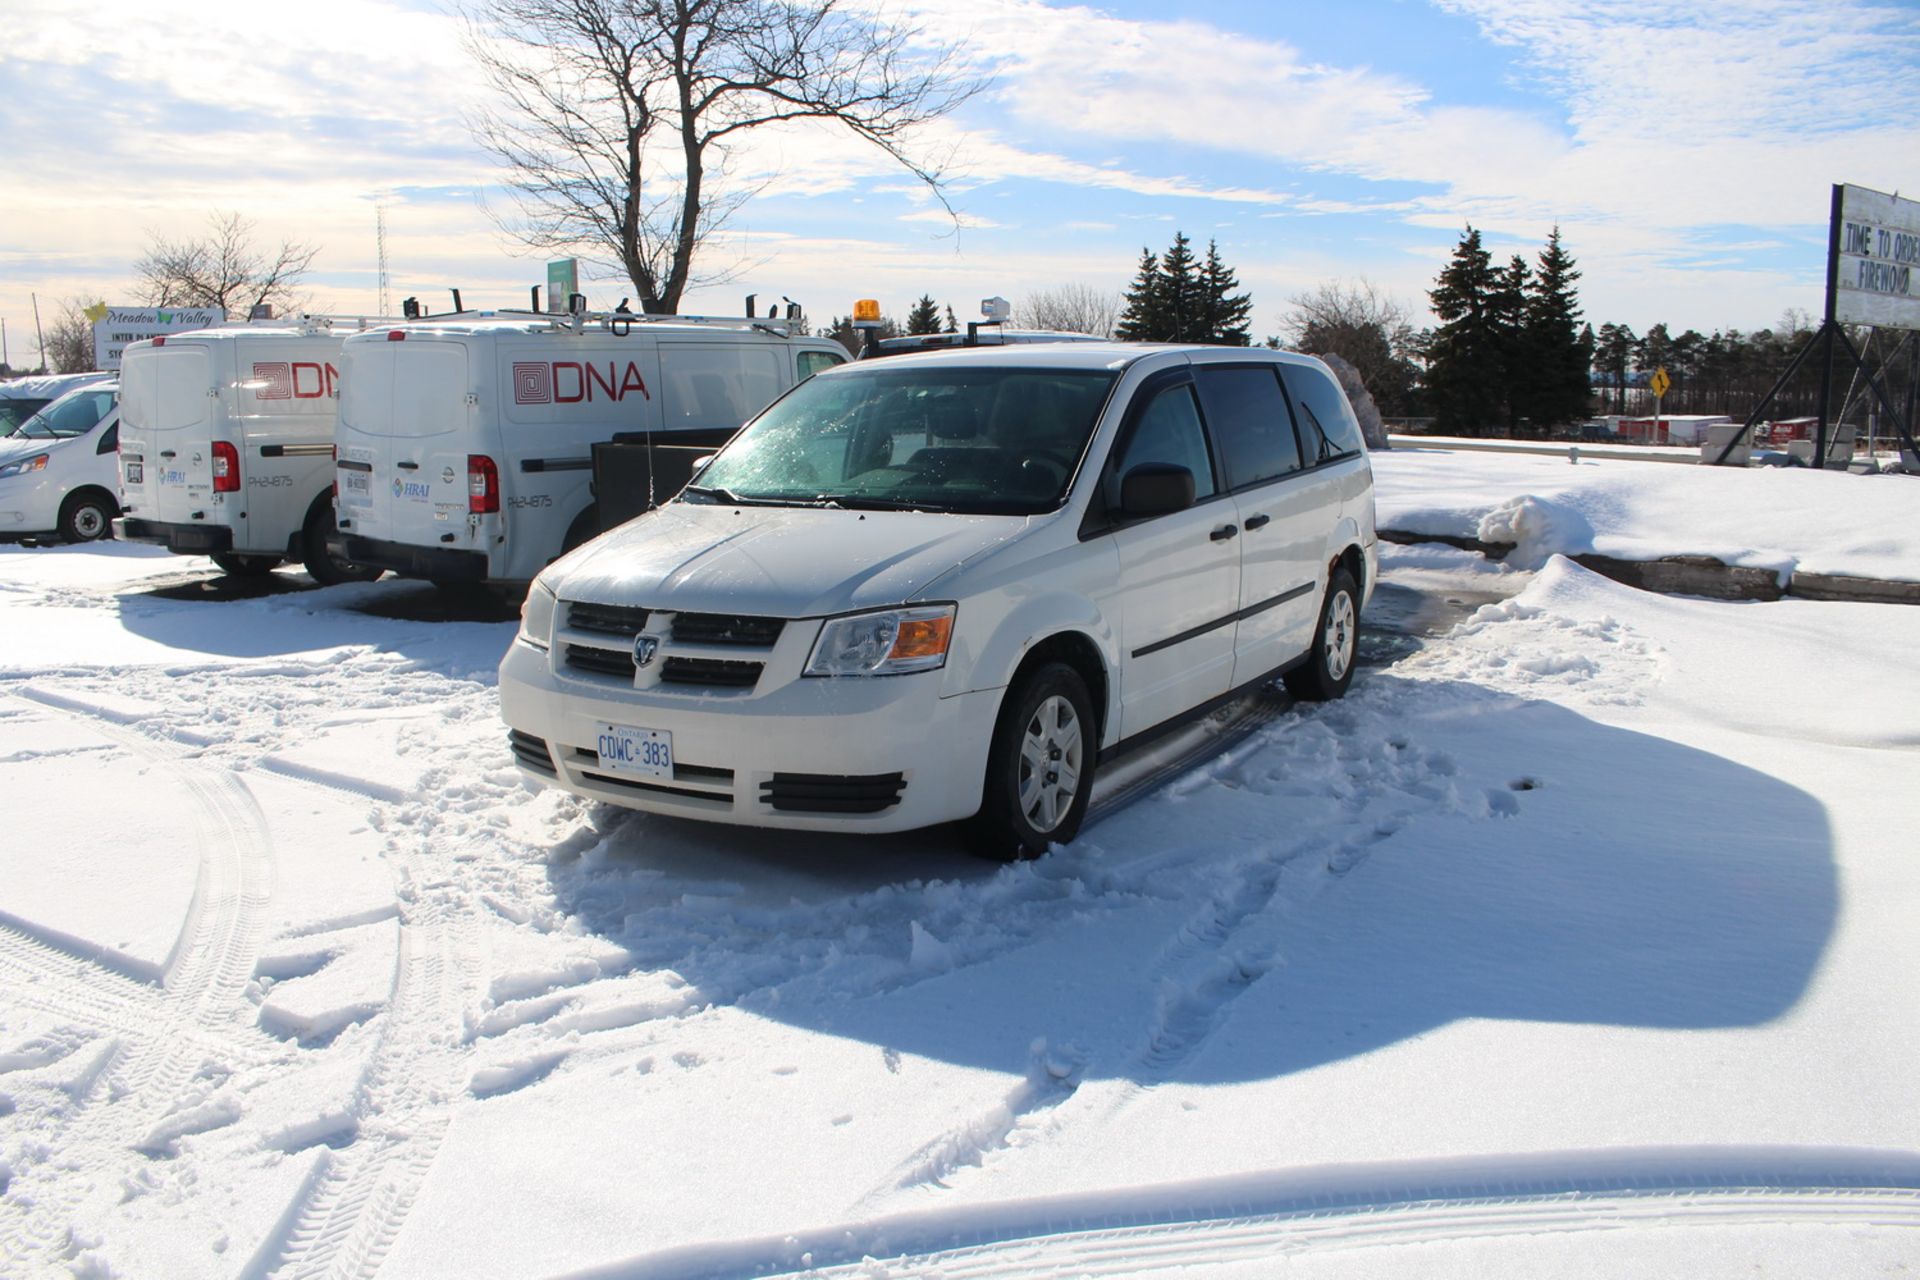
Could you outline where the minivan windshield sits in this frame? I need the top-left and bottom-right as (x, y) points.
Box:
(7, 389), (115, 440)
(687, 365), (1117, 515)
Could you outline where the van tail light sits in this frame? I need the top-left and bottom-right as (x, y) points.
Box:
(468, 454), (500, 514)
(212, 441), (240, 493)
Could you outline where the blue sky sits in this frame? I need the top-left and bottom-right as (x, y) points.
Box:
(3, 0), (1917, 367)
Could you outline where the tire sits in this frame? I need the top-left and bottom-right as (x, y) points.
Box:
(301, 503), (381, 585)
(1283, 564), (1360, 702)
(963, 662), (1096, 862)
(58, 490), (116, 543)
(211, 552), (282, 577)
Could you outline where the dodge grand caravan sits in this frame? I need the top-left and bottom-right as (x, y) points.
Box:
(500, 344), (1376, 859)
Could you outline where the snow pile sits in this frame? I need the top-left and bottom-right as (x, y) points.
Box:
(1374, 448), (1918, 581)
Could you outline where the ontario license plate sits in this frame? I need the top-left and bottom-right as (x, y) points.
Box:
(596, 724), (672, 779)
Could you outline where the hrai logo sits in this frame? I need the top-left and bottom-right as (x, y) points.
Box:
(252, 362), (339, 401)
(512, 361), (652, 406)
(391, 478), (432, 501)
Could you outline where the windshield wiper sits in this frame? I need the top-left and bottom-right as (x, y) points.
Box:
(683, 484), (764, 505)
(807, 494), (929, 511)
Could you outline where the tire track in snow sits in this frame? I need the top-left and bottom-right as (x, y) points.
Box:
(0, 692), (275, 1274)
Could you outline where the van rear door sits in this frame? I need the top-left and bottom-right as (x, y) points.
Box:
(335, 335), (475, 554)
(118, 341), (218, 525)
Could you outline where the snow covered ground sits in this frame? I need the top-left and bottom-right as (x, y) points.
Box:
(1, 452), (1917, 1278)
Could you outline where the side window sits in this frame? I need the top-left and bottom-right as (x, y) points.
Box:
(1195, 365), (1300, 490)
(1281, 364), (1365, 458)
(659, 344), (784, 431)
(97, 422), (119, 455)
(797, 349), (844, 381)
(1113, 383), (1216, 502)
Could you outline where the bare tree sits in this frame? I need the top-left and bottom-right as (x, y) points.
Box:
(44, 298), (104, 374)
(465, 0), (981, 314)
(132, 212), (317, 317)
(1277, 278), (1422, 417)
(1016, 283), (1121, 337)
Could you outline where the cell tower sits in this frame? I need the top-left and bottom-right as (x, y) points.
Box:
(375, 204), (392, 317)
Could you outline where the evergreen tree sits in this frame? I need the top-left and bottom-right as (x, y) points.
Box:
(906, 294), (942, 335)
(1199, 239), (1253, 346)
(1157, 232), (1202, 342)
(1521, 226), (1591, 429)
(1594, 322), (1637, 413)
(1114, 248), (1163, 341)
(1487, 254), (1531, 432)
(943, 304), (958, 334)
(1425, 225), (1505, 435)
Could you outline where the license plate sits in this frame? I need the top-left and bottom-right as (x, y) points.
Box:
(596, 724), (672, 779)
(342, 468), (371, 505)
(125, 462), (144, 485)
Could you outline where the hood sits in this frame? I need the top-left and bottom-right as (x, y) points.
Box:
(0, 434), (71, 468)
(550, 502), (1027, 617)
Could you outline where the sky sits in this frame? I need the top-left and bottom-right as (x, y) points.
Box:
(3, 0), (1917, 367)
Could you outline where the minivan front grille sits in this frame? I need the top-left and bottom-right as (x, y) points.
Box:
(565, 644), (635, 679)
(569, 601), (650, 637)
(670, 613), (784, 647)
(508, 729), (557, 776)
(761, 772), (906, 814)
(660, 657), (763, 688)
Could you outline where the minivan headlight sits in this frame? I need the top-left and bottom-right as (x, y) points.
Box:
(519, 580), (558, 650)
(0, 454), (49, 479)
(805, 605), (956, 677)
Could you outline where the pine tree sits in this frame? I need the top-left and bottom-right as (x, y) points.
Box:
(906, 294), (942, 335)
(1199, 240), (1253, 346)
(1594, 322), (1637, 414)
(1425, 225), (1504, 435)
(1114, 248), (1163, 341)
(1488, 254), (1531, 433)
(1158, 232), (1201, 342)
(1521, 226), (1590, 429)
(943, 305), (958, 334)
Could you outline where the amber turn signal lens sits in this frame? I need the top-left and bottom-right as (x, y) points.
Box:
(888, 614), (953, 661)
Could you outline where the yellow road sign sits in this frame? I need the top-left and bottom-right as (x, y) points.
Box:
(1650, 367), (1671, 398)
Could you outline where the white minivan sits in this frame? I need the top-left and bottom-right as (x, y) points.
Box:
(328, 314), (848, 586)
(114, 319), (387, 581)
(500, 344), (1376, 859)
(0, 381), (123, 542)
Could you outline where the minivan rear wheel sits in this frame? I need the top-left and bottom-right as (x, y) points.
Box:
(963, 662), (1095, 862)
(1283, 565), (1360, 702)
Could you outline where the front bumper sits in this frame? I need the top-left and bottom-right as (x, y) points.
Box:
(498, 635), (1002, 834)
(115, 516), (234, 553)
(329, 533), (487, 582)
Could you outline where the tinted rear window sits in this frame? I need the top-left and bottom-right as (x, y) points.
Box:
(1195, 365), (1300, 490)
(1281, 363), (1365, 458)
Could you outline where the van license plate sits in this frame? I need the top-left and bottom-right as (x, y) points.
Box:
(596, 724), (672, 779)
(125, 462), (144, 485)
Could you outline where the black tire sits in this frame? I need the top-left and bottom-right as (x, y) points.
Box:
(963, 662), (1096, 862)
(301, 502), (381, 585)
(1283, 564), (1360, 702)
(211, 552), (282, 577)
(58, 489), (117, 543)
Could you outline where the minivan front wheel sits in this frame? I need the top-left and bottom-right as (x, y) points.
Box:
(1283, 564), (1360, 702)
(59, 490), (116, 543)
(964, 662), (1095, 862)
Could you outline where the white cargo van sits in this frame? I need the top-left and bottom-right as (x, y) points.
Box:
(0, 371), (114, 434)
(0, 381), (122, 542)
(114, 319), (391, 581)
(328, 314), (847, 586)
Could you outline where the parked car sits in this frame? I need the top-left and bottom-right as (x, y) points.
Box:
(114, 319), (388, 581)
(329, 314), (848, 587)
(0, 381), (122, 542)
(500, 343), (1377, 859)
(0, 372), (114, 434)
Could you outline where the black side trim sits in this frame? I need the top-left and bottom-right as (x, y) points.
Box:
(1099, 650), (1312, 765)
(1130, 581), (1316, 660)
(260, 443), (334, 459)
(521, 457), (593, 473)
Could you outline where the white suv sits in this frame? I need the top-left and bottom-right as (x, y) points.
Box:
(500, 344), (1376, 858)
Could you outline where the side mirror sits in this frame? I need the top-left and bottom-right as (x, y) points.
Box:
(1119, 463), (1195, 518)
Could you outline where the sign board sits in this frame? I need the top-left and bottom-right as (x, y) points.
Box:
(547, 259), (579, 313)
(1649, 367), (1671, 398)
(1832, 184), (1920, 330)
(91, 306), (224, 370)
